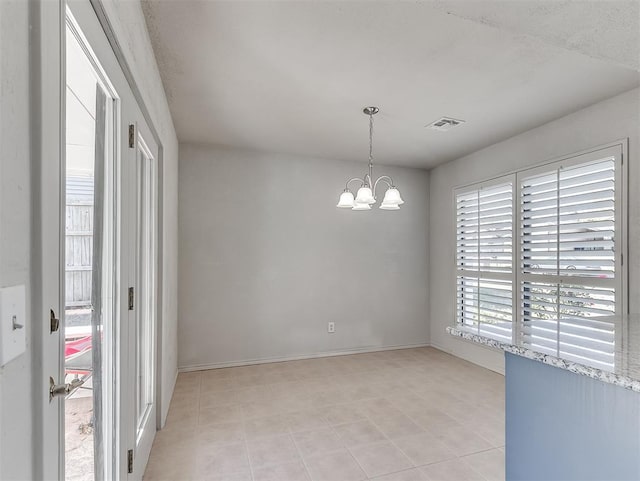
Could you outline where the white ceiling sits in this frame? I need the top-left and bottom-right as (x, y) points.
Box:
(143, 0), (640, 169)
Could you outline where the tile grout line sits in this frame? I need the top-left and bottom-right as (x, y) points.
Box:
(368, 465), (424, 480)
(241, 425), (256, 481)
(289, 426), (317, 481)
(165, 350), (504, 481)
(323, 420), (371, 479)
(386, 387), (504, 461)
(234, 367), (256, 481)
(199, 371), (257, 481)
(352, 403), (418, 478)
(371, 393), (495, 472)
(195, 372), (202, 427)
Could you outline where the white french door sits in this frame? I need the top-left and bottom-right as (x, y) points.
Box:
(122, 113), (159, 481)
(39, 1), (159, 479)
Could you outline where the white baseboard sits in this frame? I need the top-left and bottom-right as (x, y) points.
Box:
(178, 342), (431, 373)
(160, 369), (179, 428)
(430, 341), (505, 376)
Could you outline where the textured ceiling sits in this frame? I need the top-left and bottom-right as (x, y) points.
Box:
(430, 1), (640, 71)
(143, 0), (640, 168)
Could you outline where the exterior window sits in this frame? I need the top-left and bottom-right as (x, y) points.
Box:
(456, 180), (514, 342)
(520, 155), (619, 370)
(455, 145), (624, 363)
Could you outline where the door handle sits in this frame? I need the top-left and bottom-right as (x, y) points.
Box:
(50, 309), (59, 333)
(49, 376), (86, 401)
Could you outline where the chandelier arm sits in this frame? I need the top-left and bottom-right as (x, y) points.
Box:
(373, 175), (394, 198)
(345, 177), (366, 190)
(364, 173), (373, 187)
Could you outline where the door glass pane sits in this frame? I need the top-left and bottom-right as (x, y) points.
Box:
(135, 139), (155, 441)
(65, 18), (115, 481)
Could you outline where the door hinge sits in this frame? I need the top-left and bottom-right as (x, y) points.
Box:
(50, 309), (59, 333)
(127, 449), (134, 474)
(128, 287), (134, 311)
(128, 124), (135, 148)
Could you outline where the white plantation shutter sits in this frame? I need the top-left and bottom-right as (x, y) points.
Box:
(520, 159), (616, 277)
(456, 190), (479, 272)
(453, 146), (624, 367)
(519, 152), (621, 370)
(520, 170), (558, 275)
(521, 281), (616, 370)
(456, 179), (514, 342)
(559, 161), (616, 277)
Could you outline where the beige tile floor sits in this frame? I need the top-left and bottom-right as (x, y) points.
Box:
(144, 347), (505, 481)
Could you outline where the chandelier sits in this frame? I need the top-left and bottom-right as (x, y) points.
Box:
(336, 107), (404, 211)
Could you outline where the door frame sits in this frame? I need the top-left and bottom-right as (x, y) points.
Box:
(33, 0), (165, 478)
(32, 0), (66, 478)
(86, 4), (167, 437)
(127, 119), (160, 480)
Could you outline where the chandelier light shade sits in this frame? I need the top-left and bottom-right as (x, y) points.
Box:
(355, 186), (375, 205)
(337, 106), (404, 211)
(336, 190), (355, 208)
(379, 201), (401, 210)
(352, 202), (372, 211)
(382, 187), (404, 205)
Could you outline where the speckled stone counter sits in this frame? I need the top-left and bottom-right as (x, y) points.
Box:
(447, 314), (640, 392)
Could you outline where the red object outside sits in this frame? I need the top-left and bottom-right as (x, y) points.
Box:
(65, 335), (92, 376)
(65, 335), (92, 358)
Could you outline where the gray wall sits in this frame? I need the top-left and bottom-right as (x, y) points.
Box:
(429, 87), (640, 373)
(0, 1), (32, 479)
(506, 352), (640, 480)
(178, 144), (430, 369)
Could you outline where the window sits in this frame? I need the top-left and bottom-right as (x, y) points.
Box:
(456, 179), (515, 342)
(455, 145), (624, 369)
(519, 153), (620, 369)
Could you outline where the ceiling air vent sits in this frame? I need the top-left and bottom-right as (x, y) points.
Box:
(426, 117), (465, 132)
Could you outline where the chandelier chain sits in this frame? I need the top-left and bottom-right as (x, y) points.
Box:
(368, 113), (374, 165)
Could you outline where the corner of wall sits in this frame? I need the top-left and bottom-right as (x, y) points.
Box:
(426, 87), (639, 374)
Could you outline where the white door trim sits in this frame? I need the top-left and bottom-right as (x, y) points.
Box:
(88, 0), (166, 431)
(34, 0), (164, 478)
(31, 0), (65, 478)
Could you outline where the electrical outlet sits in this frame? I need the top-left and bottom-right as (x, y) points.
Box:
(327, 322), (335, 333)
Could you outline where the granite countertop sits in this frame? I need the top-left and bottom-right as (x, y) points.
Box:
(447, 314), (640, 392)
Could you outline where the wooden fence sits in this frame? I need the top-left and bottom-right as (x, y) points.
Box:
(66, 176), (93, 307)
